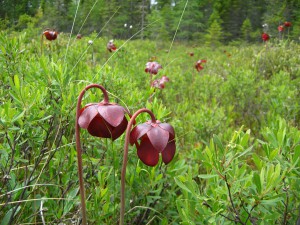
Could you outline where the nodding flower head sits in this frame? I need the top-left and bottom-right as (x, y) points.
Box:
(195, 59), (207, 72)
(76, 34), (82, 39)
(151, 76), (170, 90)
(278, 25), (284, 32)
(107, 40), (117, 52)
(43, 29), (58, 41)
(284, 21), (292, 27)
(261, 32), (270, 42)
(78, 97), (128, 140)
(145, 62), (162, 75)
(88, 40), (93, 45)
(130, 120), (176, 166)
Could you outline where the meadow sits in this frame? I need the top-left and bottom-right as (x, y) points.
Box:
(1, 29), (300, 224)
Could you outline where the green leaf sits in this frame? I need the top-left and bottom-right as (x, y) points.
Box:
(174, 177), (192, 194)
(260, 197), (283, 206)
(198, 174), (219, 179)
(14, 75), (20, 90)
(240, 130), (250, 147)
(1, 206), (21, 225)
(213, 134), (224, 152)
(269, 148), (279, 160)
(253, 172), (261, 194)
(63, 188), (79, 216)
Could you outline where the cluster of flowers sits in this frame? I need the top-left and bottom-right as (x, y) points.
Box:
(78, 88), (176, 166)
(145, 61), (170, 90)
(42, 28), (117, 52)
(188, 52), (207, 72)
(278, 21), (292, 32)
(261, 21), (292, 42)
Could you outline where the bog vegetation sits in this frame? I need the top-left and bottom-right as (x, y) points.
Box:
(1, 1), (300, 225)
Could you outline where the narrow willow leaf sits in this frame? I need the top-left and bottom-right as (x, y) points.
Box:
(198, 174), (219, 179)
(174, 177), (191, 194)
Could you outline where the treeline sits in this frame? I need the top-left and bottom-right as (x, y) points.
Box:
(1, 0), (300, 44)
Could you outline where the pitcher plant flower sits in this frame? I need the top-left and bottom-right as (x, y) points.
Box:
(107, 39), (117, 52)
(284, 21), (292, 27)
(75, 84), (128, 225)
(130, 119), (175, 166)
(145, 61), (162, 75)
(41, 28), (58, 53)
(145, 61), (163, 85)
(195, 59), (207, 72)
(261, 32), (270, 42)
(278, 25), (284, 32)
(120, 108), (176, 225)
(78, 102), (128, 140)
(43, 28), (58, 41)
(151, 75), (170, 90)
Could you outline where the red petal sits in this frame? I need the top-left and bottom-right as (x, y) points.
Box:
(158, 123), (175, 137)
(111, 117), (128, 140)
(130, 123), (152, 145)
(97, 104), (126, 127)
(161, 140), (176, 165)
(147, 126), (169, 152)
(78, 104), (99, 129)
(87, 116), (113, 138)
(137, 138), (159, 166)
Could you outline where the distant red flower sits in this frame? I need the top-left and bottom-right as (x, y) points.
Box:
(76, 34), (82, 39)
(284, 21), (292, 27)
(151, 75), (169, 89)
(107, 40), (117, 52)
(278, 25), (284, 32)
(145, 62), (162, 75)
(130, 120), (176, 166)
(261, 32), (270, 42)
(195, 59), (207, 72)
(189, 52), (194, 57)
(43, 29), (58, 41)
(78, 102), (128, 140)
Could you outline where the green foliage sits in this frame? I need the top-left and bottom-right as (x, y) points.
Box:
(176, 122), (300, 224)
(241, 18), (252, 42)
(0, 29), (300, 224)
(205, 20), (223, 48)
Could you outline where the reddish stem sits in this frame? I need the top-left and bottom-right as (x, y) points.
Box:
(120, 108), (156, 225)
(75, 84), (109, 225)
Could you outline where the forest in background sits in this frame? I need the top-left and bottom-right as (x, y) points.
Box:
(1, 0), (300, 44)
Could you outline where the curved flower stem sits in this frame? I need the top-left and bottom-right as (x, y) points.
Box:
(41, 34), (44, 54)
(120, 108), (156, 225)
(75, 84), (109, 225)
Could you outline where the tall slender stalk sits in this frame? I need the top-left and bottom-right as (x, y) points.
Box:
(75, 84), (109, 225)
(119, 108), (156, 225)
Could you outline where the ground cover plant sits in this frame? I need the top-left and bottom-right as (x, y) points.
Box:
(1, 1), (300, 224)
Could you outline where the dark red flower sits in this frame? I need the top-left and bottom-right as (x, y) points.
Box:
(278, 25), (284, 32)
(130, 120), (176, 166)
(195, 59), (207, 72)
(284, 21), (292, 27)
(261, 32), (270, 42)
(78, 102), (128, 140)
(43, 29), (58, 41)
(107, 40), (117, 52)
(145, 62), (162, 75)
(189, 52), (194, 57)
(77, 34), (82, 39)
(151, 76), (170, 89)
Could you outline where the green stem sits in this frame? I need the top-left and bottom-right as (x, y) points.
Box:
(75, 84), (109, 225)
(119, 108), (156, 225)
